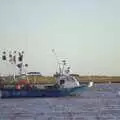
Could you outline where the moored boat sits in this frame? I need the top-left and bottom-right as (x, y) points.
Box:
(0, 51), (93, 98)
(0, 61), (93, 98)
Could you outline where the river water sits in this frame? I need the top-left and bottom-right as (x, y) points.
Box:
(0, 83), (120, 120)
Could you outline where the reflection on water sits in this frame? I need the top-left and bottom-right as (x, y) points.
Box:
(0, 83), (120, 120)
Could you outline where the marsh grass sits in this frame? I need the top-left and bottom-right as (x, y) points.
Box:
(1, 75), (120, 85)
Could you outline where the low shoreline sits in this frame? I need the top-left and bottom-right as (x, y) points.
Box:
(79, 76), (120, 83)
(0, 75), (120, 85)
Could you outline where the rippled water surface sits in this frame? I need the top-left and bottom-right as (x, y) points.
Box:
(0, 83), (120, 120)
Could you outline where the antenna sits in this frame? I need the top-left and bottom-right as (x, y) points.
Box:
(52, 49), (58, 64)
(52, 49), (61, 74)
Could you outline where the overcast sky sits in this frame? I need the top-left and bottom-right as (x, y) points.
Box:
(0, 0), (120, 76)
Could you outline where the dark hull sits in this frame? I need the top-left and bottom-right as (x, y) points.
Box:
(0, 85), (87, 98)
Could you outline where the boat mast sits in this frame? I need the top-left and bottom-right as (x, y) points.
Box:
(1, 50), (17, 80)
(61, 60), (66, 75)
(1, 50), (28, 79)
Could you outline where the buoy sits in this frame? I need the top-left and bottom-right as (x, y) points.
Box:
(88, 81), (94, 87)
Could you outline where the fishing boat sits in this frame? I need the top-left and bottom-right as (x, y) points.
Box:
(0, 61), (93, 98)
(0, 50), (93, 98)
